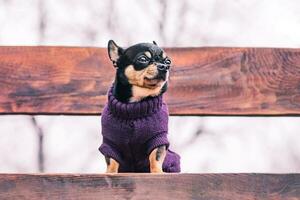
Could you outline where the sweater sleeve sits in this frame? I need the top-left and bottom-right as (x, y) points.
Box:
(146, 132), (170, 155)
(99, 138), (123, 164)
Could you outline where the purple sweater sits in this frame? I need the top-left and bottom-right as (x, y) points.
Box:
(99, 86), (180, 172)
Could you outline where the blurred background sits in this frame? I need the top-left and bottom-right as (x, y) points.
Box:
(0, 0), (300, 173)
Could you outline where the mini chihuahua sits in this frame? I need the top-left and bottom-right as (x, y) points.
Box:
(99, 40), (180, 173)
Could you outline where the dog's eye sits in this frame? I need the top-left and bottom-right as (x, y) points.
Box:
(137, 56), (149, 63)
(164, 58), (171, 65)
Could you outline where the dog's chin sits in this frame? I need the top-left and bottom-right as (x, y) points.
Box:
(143, 77), (165, 89)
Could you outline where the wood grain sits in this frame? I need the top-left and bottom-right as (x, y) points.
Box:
(0, 173), (299, 200)
(0, 46), (300, 115)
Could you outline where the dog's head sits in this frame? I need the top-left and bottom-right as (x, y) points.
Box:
(108, 40), (171, 102)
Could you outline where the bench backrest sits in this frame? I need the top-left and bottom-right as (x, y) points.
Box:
(1, 46), (300, 199)
(0, 46), (299, 115)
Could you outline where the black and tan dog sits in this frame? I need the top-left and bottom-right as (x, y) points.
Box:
(99, 40), (180, 173)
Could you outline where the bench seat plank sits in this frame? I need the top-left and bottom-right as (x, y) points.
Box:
(0, 173), (299, 200)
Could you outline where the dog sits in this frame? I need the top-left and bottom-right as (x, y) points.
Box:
(99, 40), (180, 173)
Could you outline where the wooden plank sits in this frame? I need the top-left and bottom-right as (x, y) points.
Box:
(0, 46), (300, 115)
(0, 173), (299, 200)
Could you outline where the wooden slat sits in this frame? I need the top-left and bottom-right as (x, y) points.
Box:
(0, 46), (300, 115)
(0, 173), (299, 200)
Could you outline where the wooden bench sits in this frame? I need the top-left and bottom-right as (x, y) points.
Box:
(0, 46), (300, 199)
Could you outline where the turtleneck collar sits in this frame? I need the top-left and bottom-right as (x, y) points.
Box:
(107, 85), (164, 119)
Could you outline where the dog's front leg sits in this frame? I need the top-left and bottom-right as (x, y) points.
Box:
(149, 145), (166, 173)
(105, 157), (119, 173)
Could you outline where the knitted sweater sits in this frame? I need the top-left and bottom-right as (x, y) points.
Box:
(99, 86), (180, 172)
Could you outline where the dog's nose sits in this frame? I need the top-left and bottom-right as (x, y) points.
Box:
(157, 64), (170, 72)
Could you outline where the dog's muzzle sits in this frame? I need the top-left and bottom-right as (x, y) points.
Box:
(156, 64), (169, 81)
(157, 64), (170, 73)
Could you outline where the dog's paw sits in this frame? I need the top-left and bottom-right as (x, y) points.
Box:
(150, 168), (165, 173)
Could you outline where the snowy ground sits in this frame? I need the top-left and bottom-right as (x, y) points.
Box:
(0, 0), (299, 173)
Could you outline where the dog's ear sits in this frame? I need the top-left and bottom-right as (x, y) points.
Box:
(153, 41), (158, 45)
(108, 40), (124, 67)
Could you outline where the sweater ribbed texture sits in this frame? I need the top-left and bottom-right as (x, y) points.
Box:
(108, 87), (164, 119)
(99, 86), (180, 172)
